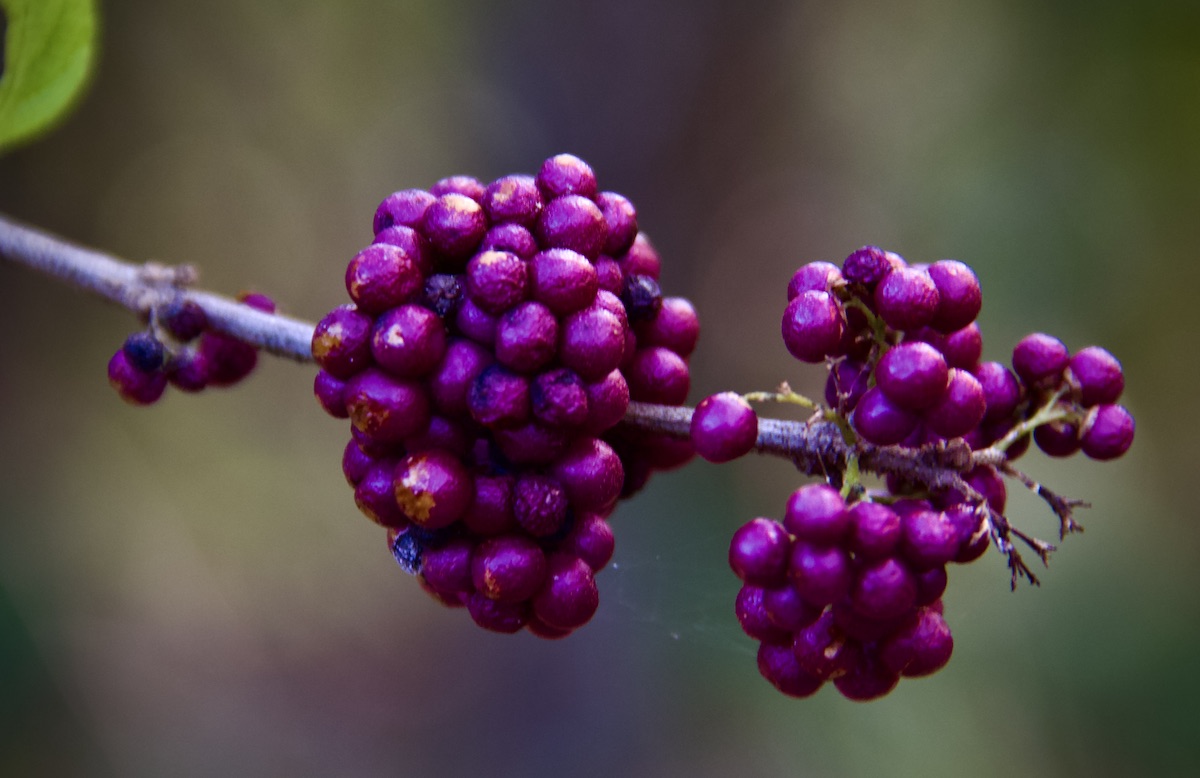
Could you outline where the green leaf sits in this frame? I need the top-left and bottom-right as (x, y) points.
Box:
(0, 0), (98, 152)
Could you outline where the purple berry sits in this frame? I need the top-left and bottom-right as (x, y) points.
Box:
(454, 298), (499, 345)
(596, 191), (638, 256)
(783, 484), (849, 544)
(927, 259), (982, 332)
(345, 243), (423, 315)
(537, 195), (608, 260)
(914, 567), (948, 604)
(431, 175), (485, 201)
(847, 501), (902, 559)
(531, 368), (589, 429)
(690, 392), (758, 463)
(729, 518), (792, 587)
(842, 245), (890, 287)
(1012, 332), (1069, 386)
(851, 557), (917, 621)
(762, 583), (821, 631)
(636, 296), (700, 358)
(344, 368), (431, 444)
(371, 304), (448, 378)
(530, 248), (599, 314)
(973, 361), (1022, 423)
(735, 584), (792, 643)
(582, 369), (630, 436)
(560, 512), (616, 571)
(420, 537), (475, 596)
(467, 365), (531, 429)
(781, 291), (846, 363)
(341, 439), (375, 486)
(832, 649), (900, 701)
(1033, 420), (1080, 457)
(422, 193), (487, 261)
(314, 370), (349, 418)
(373, 224), (433, 276)
(166, 347), (209, 392)
(874, 266), (940, 331)
(374, 189), (435, 233)
(197, 332), (257, 387)
(880, 606), (954, 677)
(757, 642), (824, 698)
(877, 341), (950, 411)
(467, 592), (528, 633)
(617, 233), (662, 279)
(900, 509), (961, 570)
(482, 174), (544, 226)
(537, 153), (598, 199)
(492, 421), (570, 466)
(312, 304), (373, 380)
(787, 261), (844, 299)
(532, 554), (600, 630)
(161, 298), (209, 342)
(925, 368), (986, 439)
(824, 359), (870, 412)
(394, 450), (472, 529)
(463, 475), (516, 536)
(789, 542), (852, 606)
(465, 250), (528, 315)
(1068, 346), (1124, 407)
(122, 332), (165, 372)
(471, 534), (547, 603)
(353, 460), (406, 528)
(620, 274), (663, 323)
(852, 387), (918, 445)
(495, 301), (559, 374)
(792, 610), (853, 680)
(1079, 404), (1135, 460)
(428, 338), (494, 417)
(108, 349), (168, 405)
(550, 437), (625, 514)
(513, 474), (569, 537)
(625, 347), (690, 405)
(480, 222), (539, 259)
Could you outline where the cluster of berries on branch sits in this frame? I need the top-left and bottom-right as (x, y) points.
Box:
(108, 292), (276, 405)
(311, 154), (700, 638)
(722, 245), (1133, 700)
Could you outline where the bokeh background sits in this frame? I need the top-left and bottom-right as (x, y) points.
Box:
(1, 0), (1197, 775)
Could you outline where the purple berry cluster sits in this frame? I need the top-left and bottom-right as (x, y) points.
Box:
(731, 245), (1134, 699)
(312, 154), (701, 638)
(108, 293), (275, 405)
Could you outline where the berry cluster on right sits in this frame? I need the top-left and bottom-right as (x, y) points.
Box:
(729, 245), (1133, 700)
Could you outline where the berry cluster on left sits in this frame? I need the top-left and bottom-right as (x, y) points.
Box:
(108, 293), (276, 404)
(311, 154), (699, 639)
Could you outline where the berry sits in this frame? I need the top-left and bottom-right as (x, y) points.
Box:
(312, 305), (374, 380)
(787, 261), (843, 299)
(781, 291), (845, 363)
(596, 192), (638, 255)
(345, 368), (431, 444)
(973, 361), (1022, 424)
(345, 243), (423, 315)
(465, 250), (528, 315)
(161, 298), (209, 342)
(394, 450), (472, 529)
(371, 304), (447, 378)
(422, 193), (487, 261)
(536, 195), (607, 259)
(789, 542), (852, 606)
(431, 175), (485, 201)
(1012, 332), (1069, 386)
(1079, 404), (1135, 460)
(847, 501), (902, 560)
(471, 535), (547, 603)
(619, 274), (663, 323)
(495, 302), (559, 374)
(374, 189), (436, 233)
(784, 484), (849, 544)
(852, 387), (918, 445)
(926, 259), (982, 332)
(636, 296), (700, 358)
(1068, 346), (1124, 407)
(850, 557), (917, 621)
(513, 474), (569, 537)
(108, 349), (167, 405)
(537, 153), (597, 199)
(482, 175), (543, 226)
(529, 248), (599, 314)
(842, 245), (891, 288)
(532, 554), (600, 630)
(874, 266), (939, 331)
(924, 368), (986, 439)
(729, 518), (791, 587)
(757, 641), (824, 698)
(690, 392), (758, 463)
(625, 347), (690, 405)
(876, 341), (949, 411)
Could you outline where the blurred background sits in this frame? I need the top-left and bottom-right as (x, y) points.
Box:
(1, 0), (1197, 775)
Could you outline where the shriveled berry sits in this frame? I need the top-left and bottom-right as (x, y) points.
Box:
(841, 245), (891, 288)
(531, 368), (589, 429)
(690, 392), (758, 463)
(420, 537), (475, 596)
(513, 474), (569, 537)
(161, 298), (208, 342)
(824, 359), (870, 412)
(620, 274), (663, 323)
(197, 332), (257, 387)
(421, 273), (464, 318)
(467, 365), (531, 428)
